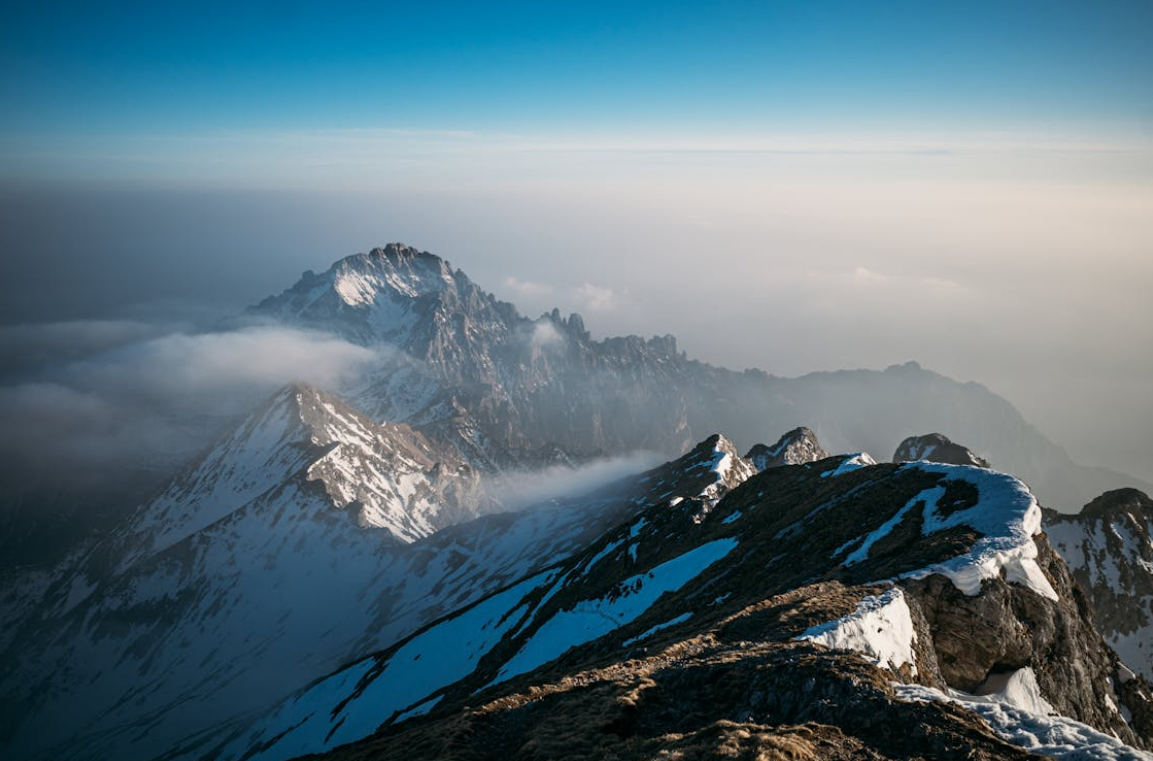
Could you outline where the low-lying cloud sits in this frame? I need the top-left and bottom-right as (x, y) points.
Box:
(0, 323), (376, 502)
(488, 451), (666, 512)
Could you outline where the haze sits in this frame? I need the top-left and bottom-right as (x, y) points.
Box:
(1, 1), (1151, 483)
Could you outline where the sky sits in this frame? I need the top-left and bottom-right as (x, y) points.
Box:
(1, 1), (1151, 482)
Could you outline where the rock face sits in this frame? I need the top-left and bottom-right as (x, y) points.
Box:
(1045, 489), (1153, 682)
(190, 453), (1152, 761)
(745, 426), (829, 470)
(895, 432), (991, 468)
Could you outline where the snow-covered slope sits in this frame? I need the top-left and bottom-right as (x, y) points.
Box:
(1046, 489), (1153, 681)
(121, 383), (493, 553)
(0, 427), (756, 761)
(202, 452), (1152, 761)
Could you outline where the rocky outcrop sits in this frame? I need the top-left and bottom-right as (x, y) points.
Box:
(1045, 489), (1153, 682)
(895, 432), (991, 468)
(745, 426), (829, 471)
(902, 534), (1153, 748)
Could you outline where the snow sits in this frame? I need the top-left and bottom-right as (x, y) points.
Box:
(1047, 509), (1153, 680)
(334, 269), (382, 306)
(896, 681), (1152, 760)
(895, 463), (1059, 601)
(232, 572), (550, 761)
(798, 587), (918, 674)
(494, 538), (739, 685)
(842, 485), (945, 566)
(394, 694), (442, 722)
(972, 667), (1055, 715)
(581, 538), (624, 576)
(822, 452), (877, 478)
(622, 612), (694, 647)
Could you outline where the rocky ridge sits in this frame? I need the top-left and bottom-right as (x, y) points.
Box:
(186, 448), (1153, 761)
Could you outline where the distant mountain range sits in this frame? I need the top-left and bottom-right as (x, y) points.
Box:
(3, 243), (1152, 761)
(245, 243), (1151, 513)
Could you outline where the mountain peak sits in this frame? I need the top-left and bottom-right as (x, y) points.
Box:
(331, 243), (456, 305)
(1078, 487), (1153, 524)
(745, 426), (829, 470)
(894, 433), (990, 468)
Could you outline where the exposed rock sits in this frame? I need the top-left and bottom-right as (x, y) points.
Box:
(745, 426), (830, 471)
(895, 432), (991, 468)
(1045, 489), (1153, 682)
(902, 534), (1153, 748)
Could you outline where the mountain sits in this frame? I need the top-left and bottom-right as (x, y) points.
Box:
(186, 451), (1153, 761)
(245, 244), (1151, 511)
(0, 406), (757, 761)
(895, 432), (991, 468)
(745, 425), (829, 470)
(1045, 489), (1153, 683)
(6, 242), (1153, 761)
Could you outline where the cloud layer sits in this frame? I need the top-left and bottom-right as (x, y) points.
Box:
(0, 324), (375, 499)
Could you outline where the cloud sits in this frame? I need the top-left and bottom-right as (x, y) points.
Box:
(850, 266), (968, 297)
(572, 282), (619, 312)
(0, 324), (376, 502)
(503, 276), (555, 299)
(64, 325), (374, 411)
(530, 321), (563, 347)
(852, 266), (889, 285)
(0, 319), (186, 380)
(487, 452), (665, 511)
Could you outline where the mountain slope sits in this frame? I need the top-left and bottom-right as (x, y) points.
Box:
(198, 452), (1153, 761)
(0, 414), (757, 761)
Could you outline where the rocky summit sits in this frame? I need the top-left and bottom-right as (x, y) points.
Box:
(3, 243), (1152, 761)
(894, 432), (992, 469)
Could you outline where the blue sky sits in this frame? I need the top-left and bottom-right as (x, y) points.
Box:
(1, 1), (1152, 479)
(2, 1), (1152, 142)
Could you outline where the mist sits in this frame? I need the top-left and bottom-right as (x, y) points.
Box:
(2, 141), (1151, 483)
(487, 452), (666, 512)
(0, 323), (375, 502)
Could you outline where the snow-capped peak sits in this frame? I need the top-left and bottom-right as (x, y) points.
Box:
(331, 244), (455, 306)
(745, 426), (829, 471)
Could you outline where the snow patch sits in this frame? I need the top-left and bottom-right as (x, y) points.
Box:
(798, 587), (917, 674)
(622, 612), (694, 647)
(843, 485), (945, 566)
(896, 681), (1151, 761)
(494, 538), (739, 685)
(822, 452), (877, 478)
(897, 463), (1058, 601)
